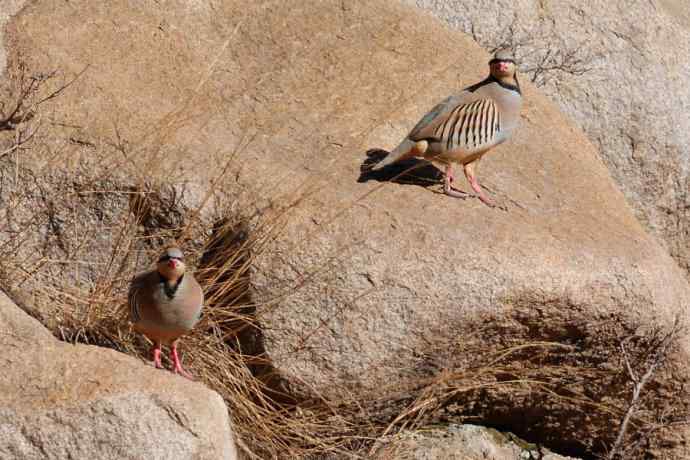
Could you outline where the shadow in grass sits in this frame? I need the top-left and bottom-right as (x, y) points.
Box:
(199, 218), (300, 406)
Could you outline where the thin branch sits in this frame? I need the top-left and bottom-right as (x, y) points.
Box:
(0, 113), (43, 159)
(0, 64), (89, 131)
(608, 317), (682, 459)
(33, 65), (90, 107)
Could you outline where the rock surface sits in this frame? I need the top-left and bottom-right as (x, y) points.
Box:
(3, 0), (690, 457)
(407, 0), (690, 278)
(373, 424), (579, 460)
(0, 291), (237, 460)
(0, 0), (26, 78)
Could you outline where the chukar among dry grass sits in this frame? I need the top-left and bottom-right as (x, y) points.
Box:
(128, 247), (203, 379)
(371, 50), (522, 207)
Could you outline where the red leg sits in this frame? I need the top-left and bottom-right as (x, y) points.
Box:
(464, 162), (494, 207)
(151, 343), (163, 369)
(171, 342), (194, 380)
(443, 164), (469, 198)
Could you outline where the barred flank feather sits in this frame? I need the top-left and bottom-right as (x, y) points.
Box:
(434, 98), (500, 151)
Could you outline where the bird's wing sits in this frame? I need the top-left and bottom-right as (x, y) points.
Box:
(128, 285), (142, 323)
(429, 97), (502, 151)
(408, 92), (483, 142)
(128, 271), (156, 323)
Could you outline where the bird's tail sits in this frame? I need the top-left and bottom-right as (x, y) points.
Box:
(370, 138), (417, 171)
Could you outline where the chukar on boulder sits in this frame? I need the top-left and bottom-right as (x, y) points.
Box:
(371, 50), (522, 207)
(128, 247), (203, 379)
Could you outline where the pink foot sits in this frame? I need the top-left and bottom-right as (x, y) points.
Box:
(444, 164), (469, 198)
(152, 344), (164, 369)
(171, 345), (194, 380)
(465, 172), (494, 207)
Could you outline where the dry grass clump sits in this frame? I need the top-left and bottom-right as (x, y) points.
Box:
(0, 62), (373, 458)
(1, 64), (687, 460)
(366, 311), (688, 459)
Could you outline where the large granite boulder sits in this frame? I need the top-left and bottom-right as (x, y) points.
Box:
(373, 424), (579, 460)
(0, 291), (237, 460)
(408, 0), (690, 278)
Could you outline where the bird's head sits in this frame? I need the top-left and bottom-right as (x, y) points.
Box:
(156, 247), (186, 281)
(489, 49), (518, 79)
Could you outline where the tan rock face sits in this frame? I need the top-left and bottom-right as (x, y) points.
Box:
(0, 0), (26, 78)
(407, 0), (690, 279)
(0, 292), (237, 460)
(659, 0), (690, 29)
(373, 424), (579, 460)
(3, 0), (690, 457)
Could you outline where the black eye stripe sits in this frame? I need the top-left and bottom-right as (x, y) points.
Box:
(489, 59), (516, 65)
(158, 255), (184, 262)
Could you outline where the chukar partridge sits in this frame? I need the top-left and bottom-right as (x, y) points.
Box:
(128, 247), (203, 379)
(371, 50), (522, 207)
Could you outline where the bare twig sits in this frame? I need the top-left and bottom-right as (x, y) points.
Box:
(472, 15), (597, 87)
(0, 113), (43, 159)
(0, 64), (88, 131)
(607, 316), (682, 459)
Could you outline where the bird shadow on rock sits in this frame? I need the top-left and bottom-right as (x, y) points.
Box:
(359, 149), (513, 211)
(358, 148), (443, 190)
